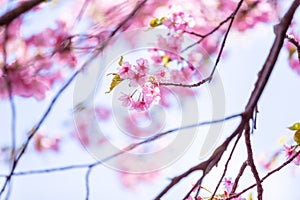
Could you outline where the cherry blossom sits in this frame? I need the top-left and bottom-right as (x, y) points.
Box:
(284, 145), (300, 165)
(34, 133), (61, 152)
(163, 5), (195, 32)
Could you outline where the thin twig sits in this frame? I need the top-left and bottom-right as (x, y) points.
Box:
(155, 121), (245, 200)
(166, 0), (244, 89)
(154, 0), (299, 198)
(0, 0), (148, 197)
(181, 0), (244, 53)
(0, 113), (241, 178)
(85, 167), (92, 200)
(230, 161), (248, 195)
(244, 123), (263, 200)
(72, 0), (91, 29)
(209, 132), (243, 200)
(229, 150), (300, 199)
(209, 0), (244, 79)
(2, 24), (17, 200)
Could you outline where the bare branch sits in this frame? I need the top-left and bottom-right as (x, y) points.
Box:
(244, 123), (263, 200)
(230, 161), (248, 195)
(166, 0), (244, 88)
(0, 113), (241, 178)
(0, 0), (46, 26)
(0, 0), (149, 196)
(154, 0), (299, 198)
(229, 150), (300, 199)
(85, 167), (92, 200)
(209, 132), (243, 200)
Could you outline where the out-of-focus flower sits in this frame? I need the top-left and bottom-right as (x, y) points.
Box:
(34, 133), (61, 152)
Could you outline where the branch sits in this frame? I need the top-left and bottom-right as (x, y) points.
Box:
(229, 150), (300, 199)
(2, 25), (17, 200)
(209, 132), (243, 200)
(244, 123), (263, 200)
(164, 0), (244, 89)
(155, 121), (245, 200)
(230, 161), (248, 195)
(0, 0), (148, 197)
(0, 114), (241, 178)
(85, 167), (92, 200)
(154, 0), (299, 198)
(0, 0), (46, 26)
(244, 0), (299, 115)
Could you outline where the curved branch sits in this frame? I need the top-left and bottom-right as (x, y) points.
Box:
(154, 0), (299, 198)
(0, 0), (46, 26)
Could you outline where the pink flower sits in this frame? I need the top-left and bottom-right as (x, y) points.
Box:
(142, 81), (161, 105)
(119, 93), (134, 107)
(224, 177), (233, 193)
(289, 59), (300, 74)
(0, 62), (54, 100)
(149, 48), (163, 66)
(163, 5), (195, 32)
(135, 58), (149, 74)
(118, 61), (135, 79)
(34, 133), (61, 152)
(155, 67), (168, 82)
(157, 35), (182, 59)
(130, 72), (147, 87)
(223, 177), (246, 200)
(284, 145), (300, 165)
(132, 100), (149, 112)
(182, 65), (195, 81)
(95, 106), (111, 120)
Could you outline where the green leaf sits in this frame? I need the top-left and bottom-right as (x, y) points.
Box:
(288, 122), (300, 131)
(149, 17), (166, 28)
(294, 130), (300, 145)
(118, 56), (123, 66)
(248, 193), (253, 200)
(162, 56), (170, 67)
(105, 73), (123, 94)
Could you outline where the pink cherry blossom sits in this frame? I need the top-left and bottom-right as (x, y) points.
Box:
(118, 61), (135, 79)
(95, 106), (111, 120)
(142, 81), (161, 105)
(132, 100), (149, 112)
(284, 145), (300, 165)
(135, 58), (149, 74)
(119, 93), (134, 107)
(224, 177), (233, 193)
(34, 133), (61, 152)
(129, 72), (147, 87)
(163, 5), (195, 32)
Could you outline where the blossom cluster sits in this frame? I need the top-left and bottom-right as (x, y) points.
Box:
(33, 132), (61, 152)
(107, 55), (198, 111)
(0, 18), (76, 100)
(162, 5), (195, 32)
(117, 58), (161, 111)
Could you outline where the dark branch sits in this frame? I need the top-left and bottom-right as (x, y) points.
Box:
(154, 0), (299, 198)
(229, 150), (300, 199)
(0, 0), (148, 197)
(0, 0), (46, 26)
(230, 161), (248, 195)
(244, 123), (263, 200)
(209, 132), (243, 200)
(0, 113), (241, 178)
